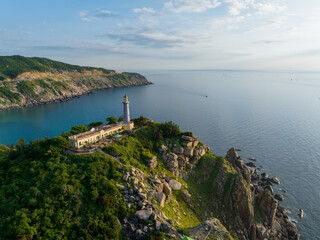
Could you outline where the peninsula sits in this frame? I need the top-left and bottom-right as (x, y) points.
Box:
(0, 55), (151, 111)
(0, 95), (300, 240)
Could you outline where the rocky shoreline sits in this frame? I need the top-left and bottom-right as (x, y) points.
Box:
(225, 148), (300, 240)
(0, 81), (152, 112)
(112, 133), (300, 239)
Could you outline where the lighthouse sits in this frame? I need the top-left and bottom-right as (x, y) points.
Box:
(123, 94), (134, 130)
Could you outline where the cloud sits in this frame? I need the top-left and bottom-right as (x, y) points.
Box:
(252, 40), (283, 44)
(79, 9), (118, 22)
(105, 27), (184, 48)
(223, 0), (286, 16)
(29, 43), (125, 56)
(133, 7), (157, 14)
(164, 0), (221, 13)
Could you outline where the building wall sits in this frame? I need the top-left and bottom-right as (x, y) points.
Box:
(69, 124), (123, 148)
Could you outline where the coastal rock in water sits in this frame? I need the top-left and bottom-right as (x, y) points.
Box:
(271, 176), (280, 184)
(261, 172), (269, 179)
(275, 194), (284, 201)
(298, 209), (304, 218)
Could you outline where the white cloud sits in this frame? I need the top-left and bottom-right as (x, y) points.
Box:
(223, 0), (286, 16)
(164, 0), (221, 13)
(133, 7), (156, 14)
(79, 9), (116, 22)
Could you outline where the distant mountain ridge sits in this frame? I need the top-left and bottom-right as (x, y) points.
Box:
(0, 55), (151, 111)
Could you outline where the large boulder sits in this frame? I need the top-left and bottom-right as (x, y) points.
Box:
(178, 155), (189, 167)
(156, 192), (166, 208)
(181, 135), (194, 141)
(275, 194), (284, 201)
(169, 179), (182, 191)
(184, 147), (194, 157)
(135, 209), (153, 222)
(156, 182), (164, 193)
(172, 147), (184, 155)
(167, 159), (178, 169)
(167, 153), (178, 161)
(163, 182), (172, 196)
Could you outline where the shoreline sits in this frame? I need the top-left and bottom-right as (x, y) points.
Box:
(0, 82), (152, 112)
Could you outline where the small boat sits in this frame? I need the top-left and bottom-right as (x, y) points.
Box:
(248, 157), (256, 161)
(205, 95), (208, 98)
(236, 149), (241, 151)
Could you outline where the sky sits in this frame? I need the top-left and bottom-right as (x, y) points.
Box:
(1, 0), (320, 71)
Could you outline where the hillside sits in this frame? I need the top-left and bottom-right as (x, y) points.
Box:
(0, 55), (151, 111)
(0, 120), (299, 240)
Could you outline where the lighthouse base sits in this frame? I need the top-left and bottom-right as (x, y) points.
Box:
(123, 122), (134, 131)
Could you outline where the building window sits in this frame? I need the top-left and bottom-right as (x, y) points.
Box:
(79, 142), (82, 146)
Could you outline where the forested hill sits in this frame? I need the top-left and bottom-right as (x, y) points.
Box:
(0, 55), (115, 80)
(0, 55), (151, 111)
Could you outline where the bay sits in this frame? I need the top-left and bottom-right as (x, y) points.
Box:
(1, 70), (319, 239)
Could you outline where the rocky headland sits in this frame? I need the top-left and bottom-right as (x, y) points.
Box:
(106, 128), (300, 239)
(0, 120), (300, 239)
(0, 55), (152, 111)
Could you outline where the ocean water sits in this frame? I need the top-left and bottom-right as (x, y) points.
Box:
(0, 70), (319, 239)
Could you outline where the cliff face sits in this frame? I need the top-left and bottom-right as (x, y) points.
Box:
(0, 56), (151, 111)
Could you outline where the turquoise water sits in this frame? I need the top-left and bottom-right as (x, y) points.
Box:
(1, 70), (320, 239)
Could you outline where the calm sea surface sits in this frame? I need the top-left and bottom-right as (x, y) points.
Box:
(1, 70), (319, 239)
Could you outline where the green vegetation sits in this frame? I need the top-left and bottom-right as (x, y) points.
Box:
(132, 116), (149, 128)
(0, 85), (21, 103)
(0, 136), (129, 239)
(69, 125), (89, 135)
(88, 122), (103, 129)
(0, 55), (115, 80)
(106, 116), (118, 125)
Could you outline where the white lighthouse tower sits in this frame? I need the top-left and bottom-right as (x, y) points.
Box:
(123, 94), (134, 130)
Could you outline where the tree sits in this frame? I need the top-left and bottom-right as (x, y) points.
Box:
(88, 122), (103, 129)
(106, 117), (117, 125)
(70, 125), (88, 135)
(118, 116), (123, 122)
(132, 116), (148, 127)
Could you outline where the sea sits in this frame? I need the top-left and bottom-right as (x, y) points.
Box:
(0, 70), (319, 239)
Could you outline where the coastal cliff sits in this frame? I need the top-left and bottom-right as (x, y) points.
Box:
(0, 120), (299, 239)
(0, 55), (151, 111)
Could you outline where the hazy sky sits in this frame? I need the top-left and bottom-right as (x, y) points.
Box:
(1, 0), (320, 71)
